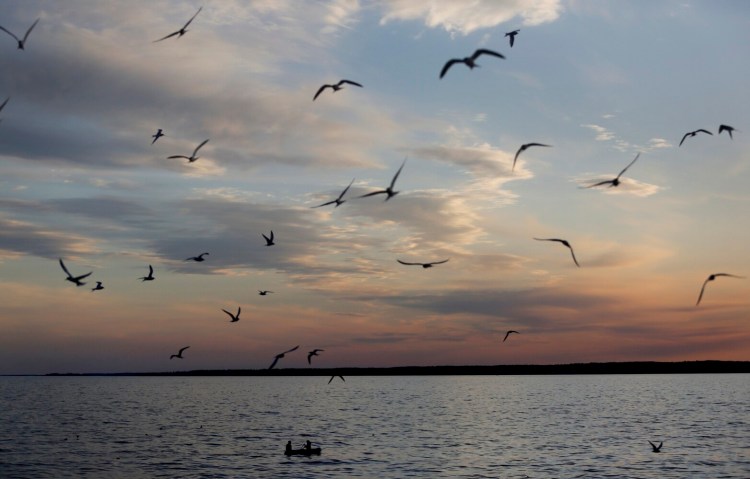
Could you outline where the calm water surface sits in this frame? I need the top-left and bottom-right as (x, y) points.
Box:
(1, 374), (748, 478)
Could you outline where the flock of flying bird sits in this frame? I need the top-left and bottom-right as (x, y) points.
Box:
(2, 6), (745, 376)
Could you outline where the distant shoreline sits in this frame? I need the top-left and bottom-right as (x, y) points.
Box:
(34, 360), (750, 377)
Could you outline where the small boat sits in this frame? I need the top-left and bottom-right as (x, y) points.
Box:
(285, 447), (321, 456)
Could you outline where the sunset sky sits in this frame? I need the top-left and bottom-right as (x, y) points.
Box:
(1, 0), (748, 374)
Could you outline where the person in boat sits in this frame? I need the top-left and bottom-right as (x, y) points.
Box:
(285, 441), (292, 455)
(305, 440), (312, 451)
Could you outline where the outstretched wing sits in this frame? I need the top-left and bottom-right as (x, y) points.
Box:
(696, 129), (712, 136)
(59, 258), (72, 278)
(167, 154), (190, 160)
(428, 259), (450, 265)
(153, 30), (180, 42)
(616, 153), (640, 179)
(0, 25), (20, 43)
(221, 308), (235, 319)
(313, 84), (330, 101)
(473, 48), (505, 61)
(284, 345), (300, 354)
(0, 97), (9, 113)
(183, 7), (203, 29)
(390, 158), (407, 189)
(311, 199), (336, 208)
(22, 18), (40, 43)
(178, 346), (190, 355)
(339, 79), (363, 88)
(397, 260), (421, 266)
(192, 139), (209, 156)
(678, 132), (690, 147)
(357, 189), (386, 198)
(583, 179), (614, 189)
(268, 356), (280, 370)
(695, 278), (710, 306)
(338, 178), (355, 200)
(440, 59), (461, 79)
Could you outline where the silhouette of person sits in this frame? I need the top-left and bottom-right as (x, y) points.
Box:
(285, 441), (292, 454)
(305, 440), (312, 451)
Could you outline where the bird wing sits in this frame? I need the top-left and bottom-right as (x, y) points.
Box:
(648, 440), (656, 449)
(584, 179), (614, 188)
(357, 189), (386, 198)
(338, 178), (355, 199)
(616, 153), (640, 179)
(284, 345), (300, 354)
(193, 139), (209, 156)
(178, 346), (190, 355)
(397, 260), (421, 266)
(268, 356), (280, 369)
(221, 309), (235, 319)
(307, 352), (312, 364)
(696, 129), (712, 136)
(183, 7), (203, 29)
(313, 84), (330, 101)
(473, 48), (506, 60)
(0, 97), (8, 112)
(696, 278), (710, 306)
(148, 265), (153, 275)
(428, 259), (450, 265)
(328, 375), (334, 384)
(312, 199), (337, 208)
(567, 244), (580, 267)
(0, 25), (20, 42)
(73, 272), (93, 281)
(714, 273), (744, 279)
(339, 80), (363, 88)
(22, 19), (39, 43)
(167, 155), (190, 159)
(525, 143), (552, 149)
(262, 232), (271, 243)
(153, 31), (180, 42)
(678, 132), (690, 147)
(512, 147), (524, 171)
(390, 158), (407, 189)
(269, 230), (274, 241)
(440, 59), (461, 79)
(59, 258), (72, 278)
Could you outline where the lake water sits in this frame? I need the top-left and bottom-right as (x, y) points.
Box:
(1, 374), (748, 478)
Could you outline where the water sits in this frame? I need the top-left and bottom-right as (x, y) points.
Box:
(1, 374), (748, 478)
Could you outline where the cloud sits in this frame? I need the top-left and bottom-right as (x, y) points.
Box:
(379, 0), (563, 35)
(581, 123), (615, 142)
(0, 216), (95, 259)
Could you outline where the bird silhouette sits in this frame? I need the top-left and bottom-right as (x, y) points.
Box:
(139, 265), (155, 282)
(59, 258), (92, 287)
(151, 129), (164, 145)
(268, 345), (299, 369)
(258, 290), (274, 296)
(0, 18), (39, 50)
(648, 441), (663, 453)
(440, 49), (505, 79)
(170, 346), (190, 359)
(328, 375), (345, 384)
(153, 7), (202, 42)
(358, 158), (406, 201)
(167, 139), (208, 163)
(503, 330), (519, 342)
(583, 153), (640, 189)
(91, 281), (104, 292)
(696, 273), (744, 306)
(307, 349), (324, 365)
(718, 124), (737, 139)
(313, 80), (362, 101)
(262, 231), (275, 246)
(312, 178), (355, 208)
(679, 129), (712, 147)
(222, 307), (241, 322)
(513, 143), (551, 172)
(505, 29), (520, 47)
(185, 252), (209, 262)
(533, 238), (580, 267)
(397, 259), (449, 269)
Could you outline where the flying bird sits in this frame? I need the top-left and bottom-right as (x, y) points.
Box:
(679, 129), (712, 147)
(328, 375), (345, 384)
(312, 178), (355, 208)
(648, 441), (663, 453)
(0, 18), (39, 50)
(167, 139), (209, 163)
(268, 345), (299, 370)
(170, 346), (190, 359)
(151, 129), (164, 144)
(140, 265), (155, 282)
(222, 307), (241, 322)
(440, 48), (505, 79)
(262, 231), (275, 246)
(503, 330), (519, 342)
(583, 153), (640, 189)
(91, 281), (104, 292)
(185, 252), (209, 262)
(397, 259), (449, 269)
(153, 7), (202, 42)
(357, 158), (406, 201)
(59, 258), (92, 287)
(513, 143), (551, 172)
(258, 290), (274, 296)
(505, 29), (520, 47)
(696, 273), (744, 306)
(307, 349), (324, 365)
(313, 80), (362, 101)
(533, 238), (580, 267)
(718, 124), (737, 139)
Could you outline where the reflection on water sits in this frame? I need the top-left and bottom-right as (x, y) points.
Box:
(1, 374), (748, 478)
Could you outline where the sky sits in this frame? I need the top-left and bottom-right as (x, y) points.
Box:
(1, 0), (748, 374)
